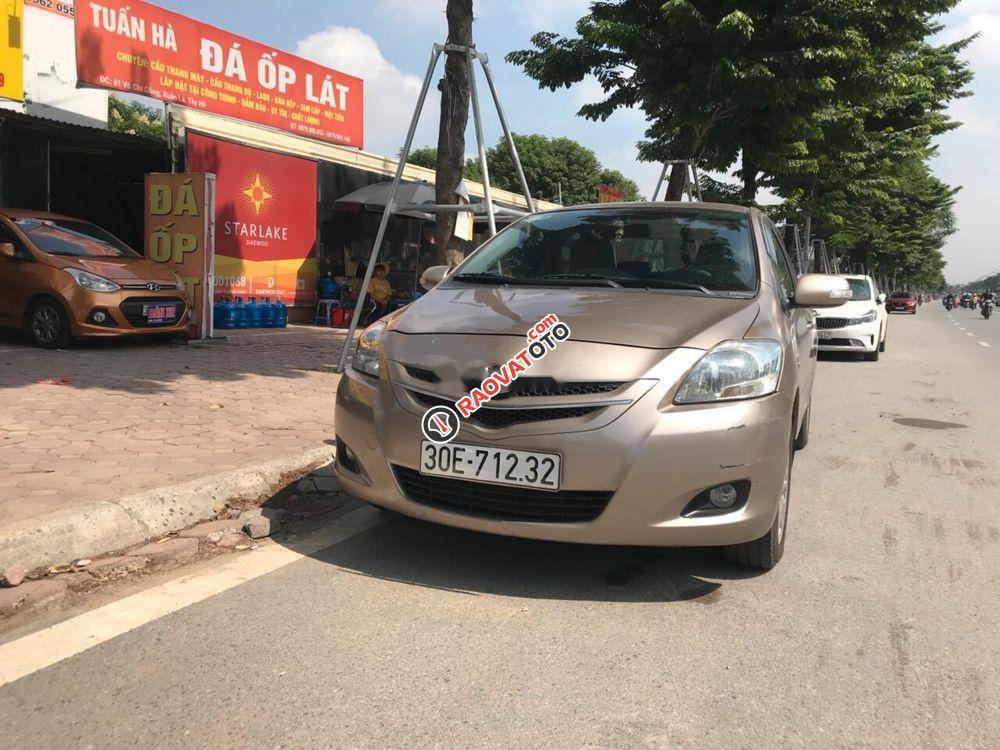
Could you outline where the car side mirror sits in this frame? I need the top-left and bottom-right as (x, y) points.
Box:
(793, 274), (852, 308)
(419, 265), (451, 291)
(0, 242), (15, 259)
(877, 293), (886, 305)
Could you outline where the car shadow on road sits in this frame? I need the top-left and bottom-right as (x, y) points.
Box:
(284, 508), (765, 604)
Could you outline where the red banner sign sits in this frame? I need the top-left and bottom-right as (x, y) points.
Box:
(74, 0), (363, 147)
(186, 132), (318, 306)
(598, 183), (625, 203)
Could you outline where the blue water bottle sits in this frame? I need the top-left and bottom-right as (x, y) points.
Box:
(247, 297), (263, 328)
(261, 297), (276, 328)
(233, 297), (247, 328)
(214, 297), (229, 329)
(276, 299), (288, 328)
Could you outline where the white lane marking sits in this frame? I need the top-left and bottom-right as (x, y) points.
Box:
(980, 342), (991, 348)
(0, 506), (385, 688)
(966, 333), (974, 337)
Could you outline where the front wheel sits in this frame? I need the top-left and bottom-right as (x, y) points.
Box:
(725, 430), (792, 570)
(864, 347), (880, 362)
(27, 299), (71, 349)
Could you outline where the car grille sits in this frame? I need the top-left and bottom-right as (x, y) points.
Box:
(393, 465), (612, 523)
(821, 338), (862, 347)
(119, 297), (186, 327)
(817, 317), (850, 330)
(403, 365), (439, 383)
(484, 378), (626, 399)
(408, 391), (601, 429)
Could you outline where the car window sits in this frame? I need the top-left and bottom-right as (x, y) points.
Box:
(762, 223), (796, 301)
(846, 278), (872, 301)
(13, 218), (139, 258)
(457, 208), (758, 294)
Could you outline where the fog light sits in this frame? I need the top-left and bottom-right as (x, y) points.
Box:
(93, 311), (107, 323)
(709, 484), (739, 509)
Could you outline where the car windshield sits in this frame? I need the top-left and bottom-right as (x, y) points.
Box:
(890, 292), (912, 299)
(455, 208), (757, 294)
(14, 218), (139, 258)
(846, 279), (872, 301)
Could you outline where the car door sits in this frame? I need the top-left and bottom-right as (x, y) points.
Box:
(762, 220), (816, 405)
(0, 219), (47, 328)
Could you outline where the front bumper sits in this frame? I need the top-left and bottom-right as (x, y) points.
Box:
(333, 352), (794, 548)
(62, 286), (190, 338)
(815, 320), (880, 352)
(886, 303), (916, 313)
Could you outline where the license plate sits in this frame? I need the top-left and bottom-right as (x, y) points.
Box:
(143, 304), (177, 324)
(419, 440), (561, 491)
(818, 331), (833, 340)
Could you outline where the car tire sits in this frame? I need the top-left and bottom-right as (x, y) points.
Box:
(879, 336), (886, 353)
(793, 405), (810, 451)
(26, 298), (71, 349)
(725, 429), (793, 570)
(864, 347), (879, 362)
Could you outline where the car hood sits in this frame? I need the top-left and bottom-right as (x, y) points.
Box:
(45, 255), (177, 283)
(394, 284), (760, 350)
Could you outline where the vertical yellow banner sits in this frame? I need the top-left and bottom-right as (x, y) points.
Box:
(0, 0), (24, 101)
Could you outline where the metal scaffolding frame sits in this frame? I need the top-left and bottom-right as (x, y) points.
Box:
(650, 160), (703, 202)
(335, 42), (535, 373)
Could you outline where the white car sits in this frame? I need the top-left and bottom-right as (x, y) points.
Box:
(813, 275), (888, 361)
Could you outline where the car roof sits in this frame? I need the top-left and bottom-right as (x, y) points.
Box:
(840, 274), (872, 281)
(0, 207), (82, 221)
(537, 201), (754, 216)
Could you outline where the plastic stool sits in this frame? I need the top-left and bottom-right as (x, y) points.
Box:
(315, 299), (339, 326)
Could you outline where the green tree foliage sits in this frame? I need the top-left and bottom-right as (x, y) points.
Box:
(107, 96), (165, 139)
(508, 0), (972, 285)
(405, 147), (439, 170)
(407, 135), (640, 204)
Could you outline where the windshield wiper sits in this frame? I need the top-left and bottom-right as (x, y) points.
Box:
(617, 278), (714, 295)
(451, 271), (524, 285)
(536, 273), (623, 288)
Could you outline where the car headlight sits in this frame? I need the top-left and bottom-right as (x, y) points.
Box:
(353, 320), (387, 378)
(173, 272), (186, 291)
(675, 340), (783, 404)
(63, 267), (121, 293)
(850, 309), (877, 325)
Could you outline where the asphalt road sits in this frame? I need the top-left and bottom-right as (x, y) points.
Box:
(1, 303), (998, 749)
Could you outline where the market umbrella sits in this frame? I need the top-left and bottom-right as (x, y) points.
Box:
(333, 180), (472, 218)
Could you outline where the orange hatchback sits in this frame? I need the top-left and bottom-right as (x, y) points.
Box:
(0, 209), (190, 347)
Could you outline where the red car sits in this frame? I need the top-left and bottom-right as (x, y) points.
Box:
(885, 291), (917, 314)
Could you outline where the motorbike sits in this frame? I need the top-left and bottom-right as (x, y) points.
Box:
(982, 300), (994, 320)
(944, 298), (955, 311)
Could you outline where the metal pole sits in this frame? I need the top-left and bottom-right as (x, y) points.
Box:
(336, 45), (443, 373)
(479, 54), (534, 213)
(691, 162), (703, 201)
(467, 48), (496, 237)
(684, 164), (694, 202)
(651, 163), (669, 202)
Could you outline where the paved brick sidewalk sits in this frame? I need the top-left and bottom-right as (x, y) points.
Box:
(0, 326), (348, 526)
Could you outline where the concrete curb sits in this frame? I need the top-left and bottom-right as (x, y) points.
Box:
(0, 447), (334, 572)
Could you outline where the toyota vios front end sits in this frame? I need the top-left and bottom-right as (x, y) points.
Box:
(334, 204), (849, 569)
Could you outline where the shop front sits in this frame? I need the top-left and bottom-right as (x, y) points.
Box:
(170, 106), (552, 321)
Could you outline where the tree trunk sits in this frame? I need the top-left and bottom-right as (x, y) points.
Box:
(740, 150), (759, 205)
(434, 0), (473, 265)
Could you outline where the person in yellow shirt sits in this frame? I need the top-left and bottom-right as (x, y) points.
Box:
(364, 263), (393, 324)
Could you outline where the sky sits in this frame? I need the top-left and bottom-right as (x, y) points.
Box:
(148, 0), (998, 284)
